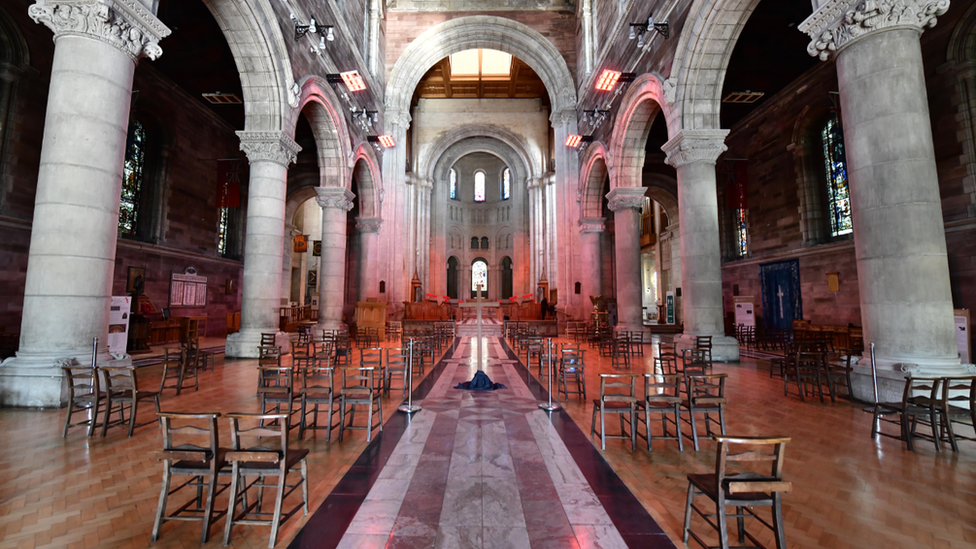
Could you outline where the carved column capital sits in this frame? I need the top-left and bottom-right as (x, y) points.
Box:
(385, 108), (412, 133)
(549, 108), (578, 127)
(316, 186), (355, 211)
(662, 129), (729, 168)
(356, 217), (382, 233)
(29, 0), (171, 61)
(800, 0), (950, 61)
(578, 217), (606, 234)
(606, 187), (646, 212)
(237, 131), (301, 167)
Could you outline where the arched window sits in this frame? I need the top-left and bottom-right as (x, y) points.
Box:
(472, 259), (488, 293)
(449, 168), (457, 200)
(119, 120), (146, 236)
(501, 168), (511, 200)
(481, 236), (489, 249)
(471, 236), (479, 249)
(474, 170), (486, 202)
(821, 113), (853, 237)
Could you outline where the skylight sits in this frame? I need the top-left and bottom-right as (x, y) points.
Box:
(449, 49), (512, 80)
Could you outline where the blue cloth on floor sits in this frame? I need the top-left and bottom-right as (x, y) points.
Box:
(455, 370), (506, 391)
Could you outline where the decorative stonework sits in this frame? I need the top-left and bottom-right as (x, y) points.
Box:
(356, 217), (382, 233)
(29, 0), (171, 61)
(549, 108), (577, 127)
(663, 77), (677, 106)
(578, 217), (606, 233)
(800, 0), (949, 61)
(662, 129), (729, 168)
(606, 188), (645, 212)
(237, 131), (301, 167)
(316, 187), (355, 211)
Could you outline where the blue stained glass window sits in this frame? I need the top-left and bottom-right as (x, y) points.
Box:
(474, 171), (485, 202)
(472, 260), (487, 291)
(450, 168), (457, 200)
(119, 120), (146, 235)
(735, 208), (748, 256)
(821, 114), (853, 237)
(502, 168), (511, 200)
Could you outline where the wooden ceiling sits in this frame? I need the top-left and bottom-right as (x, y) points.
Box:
(412, 55), (548, 106)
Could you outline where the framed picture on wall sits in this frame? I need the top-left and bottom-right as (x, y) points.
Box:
(126, 267), (146, 293)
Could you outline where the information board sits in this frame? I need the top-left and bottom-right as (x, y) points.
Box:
(107, 296), (131, 355)
(734, 297), (755, 328)
(666, 292), (675, 324)
(169, 270), (208, 307)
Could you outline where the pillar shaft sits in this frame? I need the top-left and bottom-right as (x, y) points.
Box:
(356, 217), (382, 301)
(801, 0), (962, 375)
(225, 133), (301, 357)
(663, 130), (739, 361)
(607, 188), (646, 333)
(316, 188), (354, 332)
(579, 218), (605, 313)
(1, 1), (169, 406)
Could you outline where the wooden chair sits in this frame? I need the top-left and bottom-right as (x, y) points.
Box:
(298, 365), (338, 440)
(611, 337), (631, 370)
(681, 374), (728, 452)
(338, 366), (383, 442)
(291, 339), (313, 374)
(558, 348), (586, 400)
(629, 331), (645, 357)
(871, 376), (943, 452)
(385, 348), (409, 397)
(791, 351), (832, 403)
(638, 373), (683, 452)
(222, 413), (309, 548)
(260, 332), (277, 347)
(694, 335), (713, 366)
(152, 412), (229, 544)
(940, 376), (976, 452)
(98, 365), (160, 437)
(386, 321), (402, 343)
(655, 343), (678, 375)
(680, 348), (709, 376)
(590, 373), (639, 451)
(257, 366), (300, 432)
(61, 364), (100, 437)
(360, 348), (385, 393)
(825, 350), (855, 401)
(684, 435), (792, 549)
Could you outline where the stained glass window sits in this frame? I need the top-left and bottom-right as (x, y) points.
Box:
(217, 207), (229, 256)
(502, 168), (511, 200)
(735, 208), (748, 256)
(472, 260), (488, 292)
(450, 168), (457, 200)
(474, 171), (485, 202)
(822, 114), (853, 237)
(119, 120), (146, 235)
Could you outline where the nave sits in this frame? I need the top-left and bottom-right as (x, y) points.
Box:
(1, 336), (975, 548)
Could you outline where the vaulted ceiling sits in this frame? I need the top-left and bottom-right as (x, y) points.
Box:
(412, 50), (549, 108)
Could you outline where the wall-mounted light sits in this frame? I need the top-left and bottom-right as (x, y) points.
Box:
(629, 16), (669, 46)
(291, 13), (334, 56)
(594, 70), (635, 92)
(368, 135), (396, 148)
(565, 134), (593, 149)
(327, 71), (367, 94)
(351, 107), (378, 131)
(583, 108), (611, 128)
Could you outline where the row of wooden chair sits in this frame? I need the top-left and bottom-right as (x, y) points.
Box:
(873, 375), (976, 452)
(62, 363), (160, 438)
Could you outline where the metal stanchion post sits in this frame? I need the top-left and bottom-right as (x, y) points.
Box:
(540, 337), (560, 411)
(398, 338), (422, 414)
(91, 337), (98, 368)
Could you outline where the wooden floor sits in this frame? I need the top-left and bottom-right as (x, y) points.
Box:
(1, 336), (975, 548)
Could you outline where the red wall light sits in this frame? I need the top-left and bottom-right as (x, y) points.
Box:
(340, 70), (366, 92)
(595, 69), (622, 91)
(565, 134), (582, 148)
(378, 135), (395, 148)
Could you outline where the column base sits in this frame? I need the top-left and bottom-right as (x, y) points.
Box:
(675, 333), (740, 362)
(226, 329), (290, 358)
(0, 350), (130, 408)
(848, 354), (972, 403)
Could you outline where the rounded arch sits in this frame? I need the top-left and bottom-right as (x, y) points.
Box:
(609, 73), (672, 189)
(578, 141), (609, 219)
(0, 4), (29, 68)
(431, 137), (532, 200)
(203, 0), (296, 132)
(420, 124), (541, 182)
(296, 76), (354, 189)
(352, 143), (382, 218)
(642, 173), (679, 226)
(386, 16), (577, 119)
(669, 0), (763, 132)
(284, 184), (320, 226)
(947, 0), (976, 63)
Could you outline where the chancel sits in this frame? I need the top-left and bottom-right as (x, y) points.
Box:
(1, 0), (975, 547)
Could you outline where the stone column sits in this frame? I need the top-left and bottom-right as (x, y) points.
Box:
(356, 217), (382, 301)
(801, 1), (966, 389)
(578, 218), (605, 314)
(607, 188), (647, 334)
(0, 1), (169, 406)
(663, 130), (739, 361)
(281, 224), (299, 305)
(225, 132), (301, 357)
(315, 187), (354, 333)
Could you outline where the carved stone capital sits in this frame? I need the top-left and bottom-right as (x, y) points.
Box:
(237, 131), (301, 167)
(356, 217), (382, 233)
(385, 108), (412, 131)
(800, 0), (949, 61)
(316, 187), (355, 211)
(662, 129), (729, 168)
(578, 217), (606, 234)
(549, 108), (577, 127)
(29, 0), (171, 61)
(606, 187), (646, 212)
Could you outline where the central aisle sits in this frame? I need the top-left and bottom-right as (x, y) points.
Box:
(290, 337), (674, 549)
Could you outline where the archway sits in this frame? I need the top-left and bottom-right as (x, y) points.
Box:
(500, 256), (513, 300)
(447, 256), (460, 299)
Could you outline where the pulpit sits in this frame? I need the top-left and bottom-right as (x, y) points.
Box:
(355, 300), (387, 341)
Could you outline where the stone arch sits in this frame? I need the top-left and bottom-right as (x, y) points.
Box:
(296, 76), (353, 189)
(431, 137), (532, 197)
(609, 73), (671, 189)
(947, 0), (976, 63)
(0, 4), (29, 67)
(790, 104), (835, 245)
(668, 0), (764, 131)
(284, 184), (319, 227)
(421, 124), (540, 183)
(642, 173), (679, 225)
(351, 145), (382, 219)
(203, 0), (297, 132)
(578, 141), (609, 219)
(386, 16), (576, 119)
